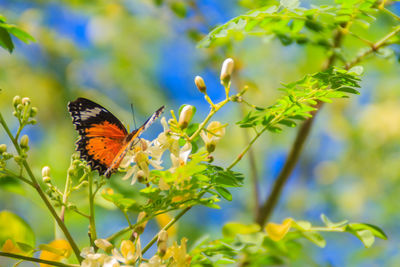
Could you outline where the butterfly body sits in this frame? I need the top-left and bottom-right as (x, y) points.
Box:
(68, 97), (164, 178)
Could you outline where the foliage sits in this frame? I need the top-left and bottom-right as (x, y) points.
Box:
(0, 14), (35, 53)
(190, 214), (387, 266)
(198, 0), (381, 48)
(237, 67), (361, 132)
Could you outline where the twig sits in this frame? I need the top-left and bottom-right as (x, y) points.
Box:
(0, 252), (79, 267)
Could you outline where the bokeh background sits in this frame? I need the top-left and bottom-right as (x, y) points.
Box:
(0, 0), (400, 266)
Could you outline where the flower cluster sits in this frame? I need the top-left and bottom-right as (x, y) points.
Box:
(80, 236), (190, 267)
(118, 59), (234, 186)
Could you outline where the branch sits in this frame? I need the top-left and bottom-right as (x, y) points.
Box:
(0, 113), (82, 262)
(0, 252), (79, 267)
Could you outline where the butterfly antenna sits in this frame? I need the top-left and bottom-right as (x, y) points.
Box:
(130, 103), (137, 129)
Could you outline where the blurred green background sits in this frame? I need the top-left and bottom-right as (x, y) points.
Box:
(0, 0), (400, 266)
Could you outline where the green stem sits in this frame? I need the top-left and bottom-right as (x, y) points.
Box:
(227, 127), (268, 170)
(0, 169), (34, 186)
(141, 206), (191, 255)
(0, 112), (82, 263)
(188, 98), (229, 142)
(345, 26), (400, 70)
(60, 171), (72, 222)
(307, 227), (345, 232)
(88, 173), (97, 244)
(0, 252), (79, 267)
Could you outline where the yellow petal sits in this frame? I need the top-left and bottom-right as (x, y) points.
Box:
(1, 239), (22, 254)
(39, 239), (72, 267)
(155, 213), (177, 237)
(120, 240), (135, 260)
(266, 218), (293, 241)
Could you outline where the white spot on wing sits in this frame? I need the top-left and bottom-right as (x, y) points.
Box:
(80, 107), (105, 120)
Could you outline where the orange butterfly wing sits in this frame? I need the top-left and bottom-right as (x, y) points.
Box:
(68, 98), (165, 178)
(68, 98), (128, 177)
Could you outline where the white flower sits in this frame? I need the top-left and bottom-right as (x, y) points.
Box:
(80, 247), (109, 267)
(170, 142), (192, 171)
(200, 121), (226, 153)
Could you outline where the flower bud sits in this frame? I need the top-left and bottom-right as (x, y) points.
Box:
(135, 212), (148, 235)
(178, 105), (194, 129)
(13, 96), (21, 107)
(0, 144), (7, 154)
(200, 121), (226, 154)
(42, 166), (51, 177)
(194, 76), (206, 94)
(22, 97), (31, 106)
(94, 239), (113, 253)
(20, 135), (29, 149)
(30, 107), (38, 117)
(42, 176), (51, 183)
(157, 230), (168, 256)
(157, 230), (168, 244)
(14, 155), (22, 163)
(136, 170), (146, 183)
(220, 58), (234, 86)
(206, 143), (216, 153)
(17, 104), (24, 111)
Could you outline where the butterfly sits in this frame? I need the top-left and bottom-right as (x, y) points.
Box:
(68, 97), (164, 178)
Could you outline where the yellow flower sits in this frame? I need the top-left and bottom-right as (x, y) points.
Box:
(1, 239), (22, 254)
(265, 218), (293, 241)
(164, 238), (191, 267)
(39, 239), (72, 267)
(111, 239), (141, 265)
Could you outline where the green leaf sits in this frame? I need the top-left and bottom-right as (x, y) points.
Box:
(39, 244), (66, 256)
(346, 223), (387, 240)
(320, 214), (348, 228)
(0, 210), (35, 247)
(222, 222), (261, 238)
(6, 26), (35, 43)
(301, 231), (326, 247)
(101, 192), (137, 209)
(294, 220), (312, 230)
(278, 119), (297, 127)
(0, 27), (13, 52)
(16, 242), (34, 252)
(215, 187), (232, 201)
(337, 87), (360, 95)
(348, 229), (375, 248)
